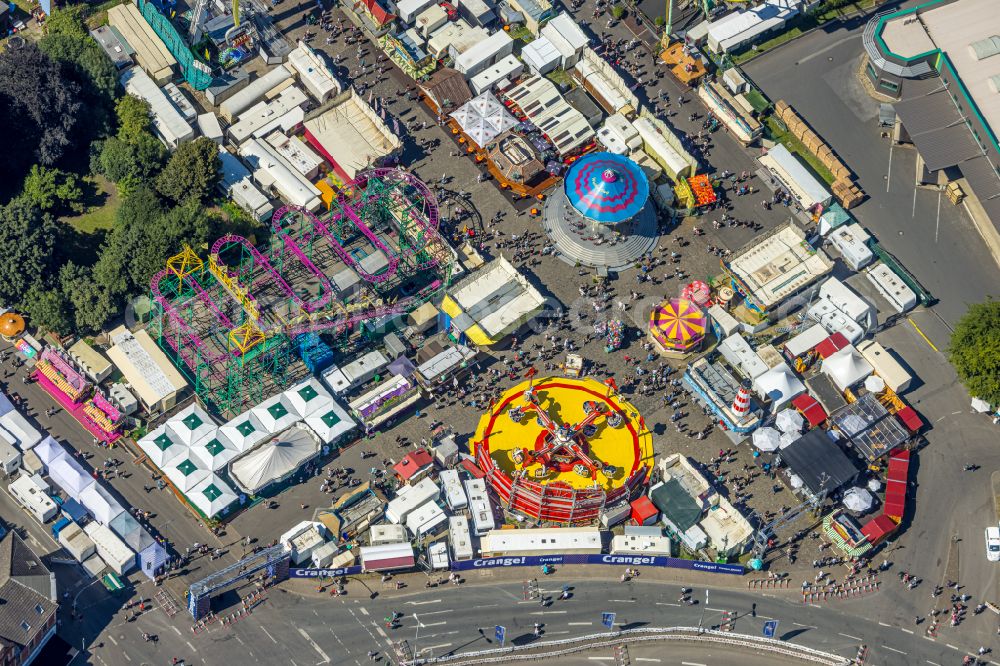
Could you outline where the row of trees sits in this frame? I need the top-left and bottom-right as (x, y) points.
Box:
(0, 6), (230, 336)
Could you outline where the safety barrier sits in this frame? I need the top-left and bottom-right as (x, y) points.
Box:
(801, 575), (880, 603)
(747, 578), (790, 589)
(400, 626), (850, 666)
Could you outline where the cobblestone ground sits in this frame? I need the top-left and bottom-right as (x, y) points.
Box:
(218, 0), (846, 572)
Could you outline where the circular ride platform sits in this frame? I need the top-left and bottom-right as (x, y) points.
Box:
(473, 377), (654, 518)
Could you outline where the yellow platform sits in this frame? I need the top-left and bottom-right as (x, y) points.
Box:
(474, 377), (654, 491)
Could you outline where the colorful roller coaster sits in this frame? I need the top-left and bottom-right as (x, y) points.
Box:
(148, 169), (453, 417)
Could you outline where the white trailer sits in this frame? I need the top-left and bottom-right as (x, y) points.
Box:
(449, 515), (473, 560)
(58, 522), (97, 562)
(9, 474), (56, 523)
(464, 478), (495, 536)
(84, 522), (135, 575)
(385, 478), (439, 524)
(439, 469), (468, 511)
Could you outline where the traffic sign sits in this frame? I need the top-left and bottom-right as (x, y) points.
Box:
(602, 611), (616, 630)
(494, 625), (506, 647)
(762, 619), (779, 638)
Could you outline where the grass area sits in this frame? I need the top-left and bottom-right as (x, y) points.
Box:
(506, 24), (533, 44)
(546, 67), (575, 90)
(764, 116), (837, 185)
(62, 175), (119, 234)
(743, 89), (771, 114)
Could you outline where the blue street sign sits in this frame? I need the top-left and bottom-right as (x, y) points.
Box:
(494, 625), (506, 647)
(601, 612), (616, 630)
(762, 619), (779, 638)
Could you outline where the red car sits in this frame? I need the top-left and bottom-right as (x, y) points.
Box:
(439, 1), (458, 20)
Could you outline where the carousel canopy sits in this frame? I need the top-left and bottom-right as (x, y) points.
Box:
(230, 425), (320, 495)
(450, 92), (519, 148)
(648, 298), (706, 351)
(564, 152), (650, 225)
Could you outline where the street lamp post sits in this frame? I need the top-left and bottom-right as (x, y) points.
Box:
(698, 589), (708, 635)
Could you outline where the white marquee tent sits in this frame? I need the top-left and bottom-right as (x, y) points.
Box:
(79, 482), (126, 525)
(752, 363), (805, 410)
(752, 426), (781, 452)
(138, 425), (187, 468)
(48, 456), (95, 500)
(164, 452), (212, 493)
(251, 394), (301, 434)
(821, 345), (874, 392)
(165, 404), (217, 447)
(190, 434), (240, 472)
(285, 378), (335, 419)
(218, 412), (271, 453)
(450, 92), (519, 148)
(33, 436), (67, 467)
(189, 474), (239, 518)
(230, 425), (320, 495)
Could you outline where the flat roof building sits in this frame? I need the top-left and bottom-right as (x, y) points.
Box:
(503, 75), (595, 156)
(217, 146), (273, 221)
(227, 86), (309, 145)
(120, 68), (194, 150)
(106, 326), (188, 414)
(287, 41), (341, 103)
(239, 137), (322, 211)
(108, 3), (175, 84)
(480, 527), (603, 556)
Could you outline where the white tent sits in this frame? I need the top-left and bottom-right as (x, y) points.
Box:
(285, 378), (335, 419)
(48, 456), (95, 500)
(164, 452), (211, 493)
(33, 436), (67, 467)
(79, 482), (126, 525)
(821, 345), (873, 392)
(304, 402), (357, 445)
(450, 92), (519, 148)
(165, 404), (217, 447)
(842, 487), (874, 512)
(0, 411), (42, 449)
(218, 411), (271, 453)
(189, 474), (239, 518)
(190, 435), (240, 472)
(752, 427), (781, 452)
(789, 473), (804, 489)
(867, 478), (882, 492)
(251, 394), (300, 434)
(864, 375), (886, 393)
(972, 397), (992, 413)
(752, 363), (805, 409)
(138, 425), (186, 468)
(779, 431), (799, 449)
(775, 408), (804, 434)
(230, 425), (320, 494)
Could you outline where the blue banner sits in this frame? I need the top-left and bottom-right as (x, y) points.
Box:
(289, 565), (364, 578)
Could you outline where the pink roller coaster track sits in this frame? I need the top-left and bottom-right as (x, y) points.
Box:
(210, 233), (310, 315)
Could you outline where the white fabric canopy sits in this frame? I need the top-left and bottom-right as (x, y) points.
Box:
(972, 397), (992, 413)
(218, 412), (271, 453)
(189, 435), (240, 472)
(48, 456), (95, 500)
(450, 92), (519, 147)
(79, 483), (126, 525)
(779, 431), (799, 449)
(752, 363), (805, 409)
(821, 345), (873, 392)
(752, 426), (781, 452)
(867, 478), (882, 492)
(189, 474), (239, 518)
(789, 473), (804, 489)
(164, 404), (217, 447)
(138, 425), (186, 468)
(775, 408), (804, 434)
(251, 394), (300, 434)
(230, 425), (320, 494)
(164, 452), (211, 493)
(34, 436), (67, 466)
(864, 375), (886, 393)
(842, 487), (874, 512)
(285, 378), (335, 419)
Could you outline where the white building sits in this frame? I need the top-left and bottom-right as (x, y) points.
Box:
(220, 65), (294, 123)
(597, 112), (642, 155)
(455, 30), (514, 78)
(480, 527), (603, 556)
(521, 36), (561, 76)
(469, 54), (524, 95)
(84, 522), (135, 575)
(540, 13), (589, 68)
(239, 137), (322, 211)
(227, 86), (309, 145)
(9, 474), (56, 523)
(610, 526), (672, 556)
(386, 477), (440, 524)
(706, 0), (800, 54)
(427, 19), (489, 60)
(266, 133), (324, 180)
(217, 146), (273, 220)
(287, 41), (341, 103)
(106, 326), (188, 414)
(120, 68), (194, 149)
(806, 277), (877, 344)
(759, 144), (832, 210)
(632, 114), (697, 182)
(573, 48), (639, 116)
(439, 469), (468, 511)
(405, 500), (447, 539)
(827, 224), (874, 271)
(449, 515), (473, 560)
(464, 478), (495, 535)
(865, 263), (917, 314)
(370, 523), (408, 546)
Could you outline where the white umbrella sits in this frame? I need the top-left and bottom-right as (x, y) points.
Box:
(752, 427), (781, 452)
(775, 408), (804, 434)
(864, 375), (886, 394)
(867, 478), (882, 492)
(842, 487), (874, 512)
(972, 397), (992, 413)
(779, 431), (799, 449)
(789, 473), (804, 489)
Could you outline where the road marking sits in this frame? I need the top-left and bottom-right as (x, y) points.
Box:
(473, 604), (499, 609)
(635, 660), (662, 663)
(235, 636), (245, 645)
(839, 633), (862, 641)
(407, 599), (442, 605)
(298, 628), (330, 664)
(530, 610), (567, 615)
(947, 644), (959, 650)
(912, 185), (918, 218)
(878, 622), (891, 627)
(901, 628), (914, 634)
(186, 641), (196, 653)
(123, 652), (131, 662)
(934, 189), (942, 243)
(422, 643), (452, 651)
(568, 622), (593, 625)
(261, 626), (278, 644)
(655, 602), (681, 607)
(707, 607), (727, 612)
(171, 626), (182, 636)
(882, 646), (907, 655)
(108, 636), (118, 646)
(909, 317), (940, 352)
(417, 621), (447, 628)
(609, 599), (635, 603)
(418, 609), (454, 616)
(589, 658), (614, 661)
(359, 607), (369, 616)
(681, 662), (707, 666)
(927, 661), (941, 666)
(792, 622), (815, 628)
(547, 631), (571, 635)
(886, 143), (893, 192)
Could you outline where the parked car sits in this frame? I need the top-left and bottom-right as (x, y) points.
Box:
(986, 526), (1000, 562)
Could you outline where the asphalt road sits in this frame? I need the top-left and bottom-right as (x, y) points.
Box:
(741, 7), (1000, 326)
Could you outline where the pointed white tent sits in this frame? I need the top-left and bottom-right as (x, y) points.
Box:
(821, 345), (873, 392)
(450, 92), (519, 148)
(230, 425), (320, 495)
(138, 424), (186, 467)
(190, 434), (240, 471)
(165, 404), (217, 447)
(164, 451), (211, 493)
(48, 456), (95, 500)
(779, 431), (799, 449)
(285, 378), (335, 420)
(218, 411), (271, 454)
(251, 393), (300, 434)
(304, 400), (357, 445)
(775, 408), (804, 434)
(752, 362), (805, 409)
(189, 474), (239, 518)
(79, 483), (126, 525)
(752, 427), (781, 452)
(33, 436), (67, 467)
(842, 487), (874, 512)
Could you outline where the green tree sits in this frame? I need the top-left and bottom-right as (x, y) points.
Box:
(97, 134), (166, 187)
(0, 198), (60, 307)
(156, 138), (221, 204)
(94, 187), (168, 298)
(116, 95), (155, 143)
(43, 5), (90, 39)
(59, 262), (118, 333)
(22, 165), (84, 213)
(610, 4), (625, 19)
(950, 300), (1000, 405)
(21, 284), (73, 336)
